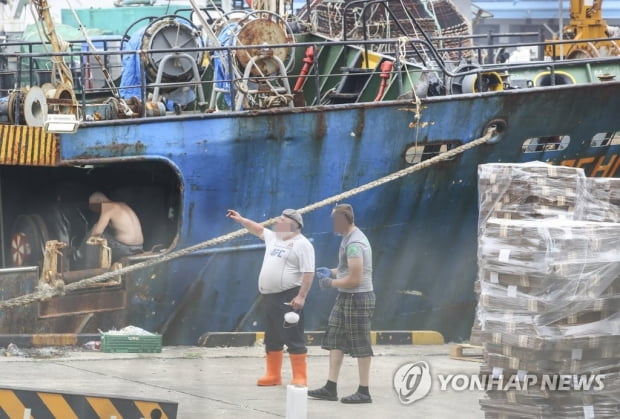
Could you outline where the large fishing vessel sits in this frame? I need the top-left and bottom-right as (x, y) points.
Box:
(0, 0), (619, 345)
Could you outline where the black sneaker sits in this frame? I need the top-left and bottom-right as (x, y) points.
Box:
(340, 391), (372, 404)
(308, 386), (338, 401)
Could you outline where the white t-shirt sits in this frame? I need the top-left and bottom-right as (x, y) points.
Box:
(258, 229), (315, 294)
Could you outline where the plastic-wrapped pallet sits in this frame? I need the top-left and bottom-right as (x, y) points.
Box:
(474, 162), (620, 418)
(478, 163), (586, 227)
(583, 178), (620, 223)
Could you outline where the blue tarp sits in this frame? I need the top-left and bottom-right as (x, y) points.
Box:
(119, 20), (206, 100)
(212, 23), (240, 107)
(119, 27), (146, 99)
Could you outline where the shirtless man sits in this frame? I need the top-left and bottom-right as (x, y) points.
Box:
(88, 192), (144, 261)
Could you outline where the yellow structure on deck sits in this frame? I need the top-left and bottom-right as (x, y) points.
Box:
(546, 0), (620, 58)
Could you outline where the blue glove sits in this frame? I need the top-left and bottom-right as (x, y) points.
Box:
(315, 267), (332, 280)
(319, 276), (333, 290)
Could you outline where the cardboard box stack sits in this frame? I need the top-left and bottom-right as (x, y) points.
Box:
(472, 162), (620, 419)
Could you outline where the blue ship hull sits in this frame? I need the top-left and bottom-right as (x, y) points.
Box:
(38, 81), (619, 344)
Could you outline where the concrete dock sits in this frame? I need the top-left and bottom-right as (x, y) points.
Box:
(0, 344), (484, 418)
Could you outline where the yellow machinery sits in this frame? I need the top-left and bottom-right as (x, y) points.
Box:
(546, 0), (620, 58)
(39, 238), (123, 290)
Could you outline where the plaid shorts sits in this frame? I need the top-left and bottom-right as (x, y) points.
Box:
(321, 291), (375, 358)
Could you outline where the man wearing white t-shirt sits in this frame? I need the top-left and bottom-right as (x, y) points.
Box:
(227, 208), (315, 387)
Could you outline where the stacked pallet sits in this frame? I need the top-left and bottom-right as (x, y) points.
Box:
(473, 162), (620, 419)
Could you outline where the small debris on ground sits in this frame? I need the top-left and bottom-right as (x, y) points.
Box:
(0, 344), (78, 359)
(82, 340), (101, 351)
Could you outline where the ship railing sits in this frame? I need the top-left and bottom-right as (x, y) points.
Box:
(2, 35), (620, 83)
(340, 0), (448, 70)
(0, 37), (123, 92)
(341, 0), (548, 67)
(336, 0), (545, 69)
(435, 35), (620, 66)
(334, 0), (575, 67)
(2, 35), (620, 120)
(430, 31), (546, 63)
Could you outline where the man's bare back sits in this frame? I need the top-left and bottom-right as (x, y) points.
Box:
(89, 193), (143, 246)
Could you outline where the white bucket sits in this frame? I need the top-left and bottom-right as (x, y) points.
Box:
(285, 384), (308, 419)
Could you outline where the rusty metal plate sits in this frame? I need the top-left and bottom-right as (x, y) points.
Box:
(0, 267), (39, 333)
(0, 267), (38, 301)
(38, 287), (127, 319)
(235, 19), (290, 77)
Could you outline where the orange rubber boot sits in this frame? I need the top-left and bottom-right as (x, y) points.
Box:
(257, 350), (283, 386)
(289, 353), (307, 387)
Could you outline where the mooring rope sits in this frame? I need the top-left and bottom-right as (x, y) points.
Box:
(0, 125), (497, 309)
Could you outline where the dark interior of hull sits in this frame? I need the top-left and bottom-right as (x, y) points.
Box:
(0, 160), (181, 269)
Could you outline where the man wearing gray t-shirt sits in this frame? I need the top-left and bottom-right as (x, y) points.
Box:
(309, 203), (375, 404)
(227, 208), (315, 387)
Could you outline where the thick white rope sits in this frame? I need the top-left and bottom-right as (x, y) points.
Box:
(0, 125), (496, 309)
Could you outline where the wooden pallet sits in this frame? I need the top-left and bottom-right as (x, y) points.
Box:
(450, 344), (484, 362)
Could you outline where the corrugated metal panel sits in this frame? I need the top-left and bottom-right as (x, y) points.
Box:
(0, 125), (59, 166)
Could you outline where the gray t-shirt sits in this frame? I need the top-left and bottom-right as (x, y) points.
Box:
(336, 227), (373, 293)
(258, 229), (315, 294)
